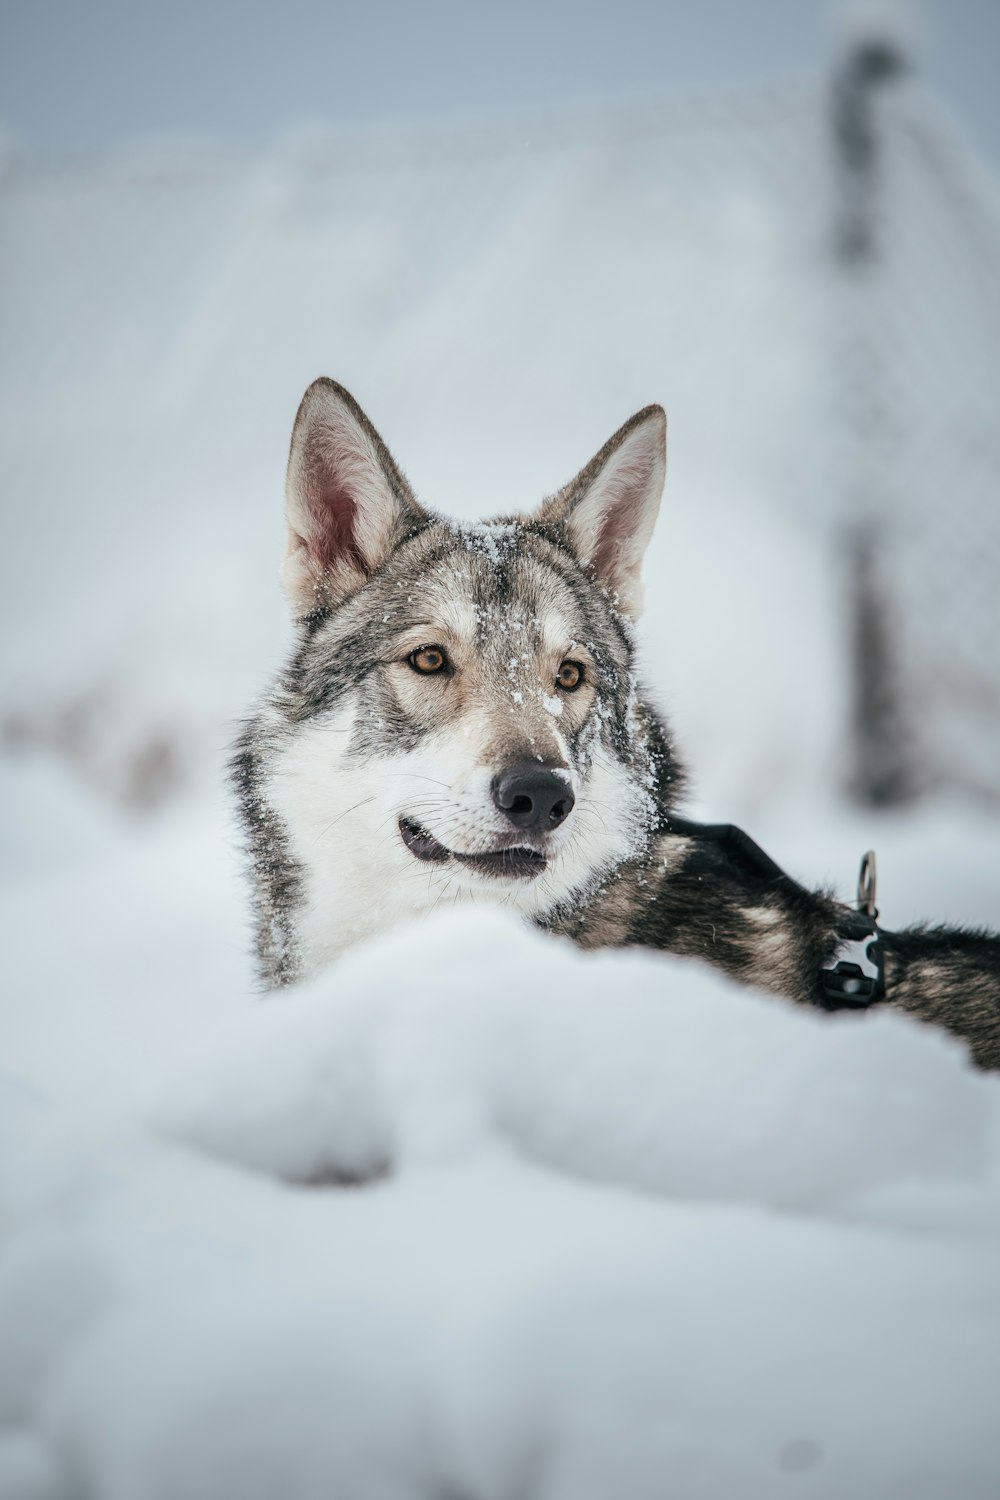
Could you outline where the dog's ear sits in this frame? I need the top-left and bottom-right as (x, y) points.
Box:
(283, 379), (426, 615)
(537, 406), (666, 619)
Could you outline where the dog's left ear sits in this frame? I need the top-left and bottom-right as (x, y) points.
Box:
(537, 405), (666, 619)
(283, 378), (427, 615)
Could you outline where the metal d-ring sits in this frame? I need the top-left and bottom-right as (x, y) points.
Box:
(857, 848), (878, 919)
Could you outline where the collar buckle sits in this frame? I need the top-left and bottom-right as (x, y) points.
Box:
(820, 849), (886, 1009)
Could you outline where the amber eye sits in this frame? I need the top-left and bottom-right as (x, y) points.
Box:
(556, 659), (585, 692)
(408, 645), (449, 675)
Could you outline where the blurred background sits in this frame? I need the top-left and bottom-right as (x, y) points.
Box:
(2, 0), (1000, 1022)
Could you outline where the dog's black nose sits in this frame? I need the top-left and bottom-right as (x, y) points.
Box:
(492, 764), (575, 831)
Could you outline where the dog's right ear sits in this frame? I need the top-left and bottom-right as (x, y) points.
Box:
(283, 379), (426, 616)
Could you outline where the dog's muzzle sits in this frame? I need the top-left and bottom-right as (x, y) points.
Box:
(399, 764), (573, 880)
(398, 817), (548, 880)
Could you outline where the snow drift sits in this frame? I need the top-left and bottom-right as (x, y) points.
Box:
(2, 903), (1000, 1499)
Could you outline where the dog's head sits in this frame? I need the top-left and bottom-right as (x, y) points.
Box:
(267, 379), (678, 944)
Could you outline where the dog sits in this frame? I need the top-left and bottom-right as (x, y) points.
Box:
(232, 379), (1000, 1069)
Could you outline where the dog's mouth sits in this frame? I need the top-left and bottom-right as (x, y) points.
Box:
(399, 817), (547, 880)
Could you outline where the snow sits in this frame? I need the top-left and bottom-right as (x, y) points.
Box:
(2, 779), (1000, 1496)
(4, 84), (1000, 1498)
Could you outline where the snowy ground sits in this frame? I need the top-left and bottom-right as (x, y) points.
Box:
(2, 759), (1000, 1499)
(3, 90), (1000, 1499)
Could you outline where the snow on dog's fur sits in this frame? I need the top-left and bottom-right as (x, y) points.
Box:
(233, 379), (679, 984)
(234, 380), (1000, 1069)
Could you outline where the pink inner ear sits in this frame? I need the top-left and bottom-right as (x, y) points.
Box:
(590, 489), (640, 581)
(307, 474), (367, 576)
(590, 514), (625, 581)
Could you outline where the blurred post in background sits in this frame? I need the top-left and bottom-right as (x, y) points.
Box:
(832, 29), (913, 806)
(832, 16), (1000, 808)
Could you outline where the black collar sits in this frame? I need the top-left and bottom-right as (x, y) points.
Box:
(666, 818), (886, 1011)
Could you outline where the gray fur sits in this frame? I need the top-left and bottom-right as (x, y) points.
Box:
(233, 380), (1000, 1071)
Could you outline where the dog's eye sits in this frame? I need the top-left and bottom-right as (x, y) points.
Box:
(556, 659), (585, 692)
(408, 645), (449, 675)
